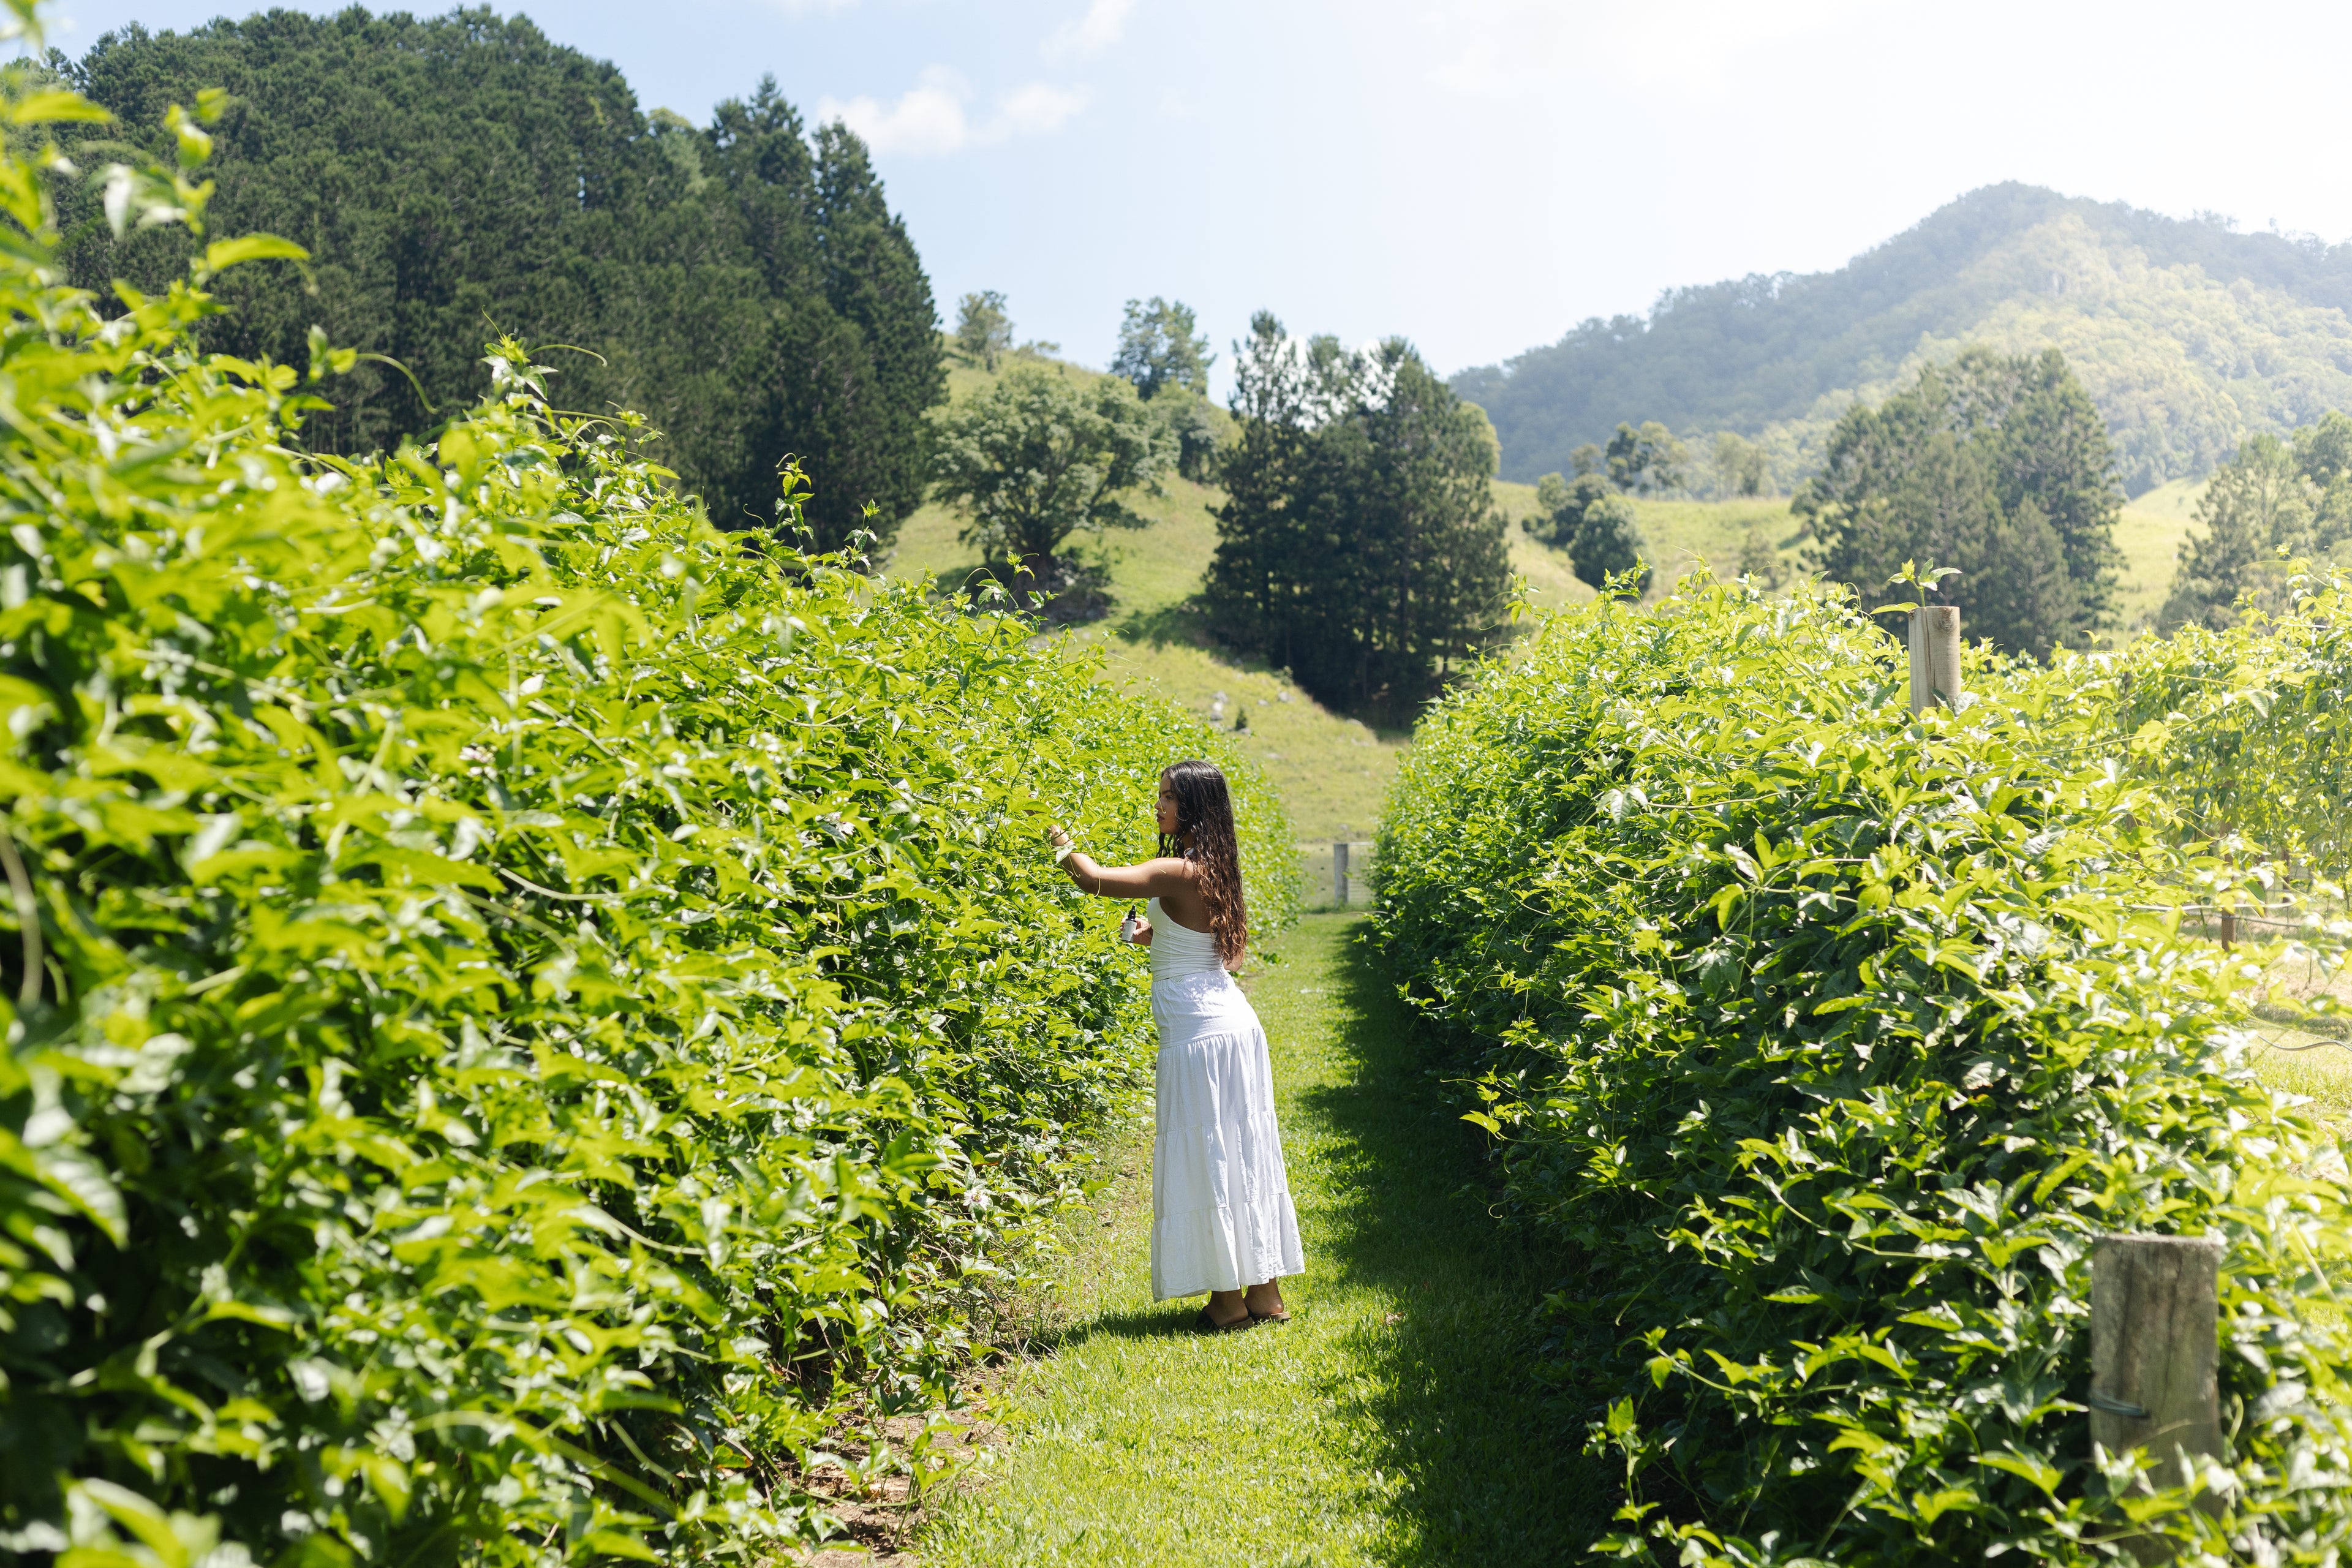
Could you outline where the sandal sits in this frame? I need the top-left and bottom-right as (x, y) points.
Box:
(1247, 1306), (1291, 1324)
(1194, 1306), (1252, 1333)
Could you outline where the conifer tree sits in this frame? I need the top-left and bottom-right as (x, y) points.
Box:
(55, 13), (943, 551)
(1208, 315), (1509, 715)
(1796, 347), (2122, 658)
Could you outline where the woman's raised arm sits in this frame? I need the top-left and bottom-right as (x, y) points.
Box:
(1046, 826), (1193, 900)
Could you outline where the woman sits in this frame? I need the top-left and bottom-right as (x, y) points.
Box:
(1046, 760), (1303, 1331)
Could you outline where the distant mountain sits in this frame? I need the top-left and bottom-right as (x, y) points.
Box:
(1455, 183), (2352, 495)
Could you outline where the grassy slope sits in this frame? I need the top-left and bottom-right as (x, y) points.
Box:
(918, 914), (1603, 1566)
(1492, 480), (1800, 613)
(2113, 477), (2201, 634)
(1495, 477), (2200, 638)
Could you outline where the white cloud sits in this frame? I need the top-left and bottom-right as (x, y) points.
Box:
(819, 70), (1091, 157)
(820, 68), (973, 157)
(1045, 0), (1136, 60)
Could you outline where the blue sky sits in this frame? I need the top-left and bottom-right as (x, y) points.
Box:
(36, 0), (2352, 391)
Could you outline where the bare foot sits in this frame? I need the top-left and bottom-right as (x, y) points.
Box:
(1244, 1281), (1289, 1321)
(1204, 1288), (1250, 1328)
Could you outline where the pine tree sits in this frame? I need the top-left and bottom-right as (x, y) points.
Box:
(56, 18), (942, 552)
(1568, 495), (1653, 596)
(1796, 347), (2123, 658)
(1207, 315), (1508, 715)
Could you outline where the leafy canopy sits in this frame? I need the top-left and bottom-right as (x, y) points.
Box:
(1604, 419), (1687, 495)
(56, 13), (944, 550)
(927, 363), (1169, 590)
(2160, 412), (2352, 632)
(1713, 430), (1768, 496)
(1206, 312), (1510, 717)
(1110, 295), (1213, 401)
(1526, 470), (1654, 595)
(954, 288), (1013, 371)
(1797, 345), (2124, 659)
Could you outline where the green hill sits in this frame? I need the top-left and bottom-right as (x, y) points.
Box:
(1457, 183), (2352, 496)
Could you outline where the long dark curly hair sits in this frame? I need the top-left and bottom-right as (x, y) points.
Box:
(1158, 759), (1248, 964)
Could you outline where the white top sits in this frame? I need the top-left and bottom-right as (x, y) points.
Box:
(1147, 896), (1227, 981)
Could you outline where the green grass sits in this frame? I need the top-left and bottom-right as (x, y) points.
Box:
(917, 913), (1603, 1566)
(1492, 481), (1801, 613)
(2113, 479), (2202, 635)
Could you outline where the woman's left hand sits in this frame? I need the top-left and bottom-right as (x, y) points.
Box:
(1046, 824), (1071, 851)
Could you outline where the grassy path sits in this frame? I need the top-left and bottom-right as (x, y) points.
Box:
(919, 913), (1602, 1566)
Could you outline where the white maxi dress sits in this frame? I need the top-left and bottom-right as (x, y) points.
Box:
(1146, 897), (1305, 1299)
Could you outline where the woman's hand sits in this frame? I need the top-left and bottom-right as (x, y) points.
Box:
(1128, 917), (1153, 947)
(1046, 824), (1072, 851)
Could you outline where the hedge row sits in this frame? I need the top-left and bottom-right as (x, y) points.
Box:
(2089, 567), (2352, 888)
(1372, 574), (2351, 1564)
(0, 80), (1294, 1564)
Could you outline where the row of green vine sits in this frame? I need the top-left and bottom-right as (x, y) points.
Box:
(1373, 570), (2351, 1564)
(0, 62), (1295, 1565)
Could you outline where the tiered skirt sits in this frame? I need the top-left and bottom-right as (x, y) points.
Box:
(1149, 969), (1306, 1299)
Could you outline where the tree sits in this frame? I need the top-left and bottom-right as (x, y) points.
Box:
(1206, 314), (1509, 715)
(1714, 431), (1767, 496)
(1605, 420), (1687, 494)
(929, 366), (1167, 611)
(1796, 347), (2122, 658)
(56, 17), (945, 551)
(1110, 296), (1212, 400)
(2155, 418), (2352, 631)
(1526, 469), (1615, 548)
(1159, 390), (1221, 481)
(733, 114), (948, 548)
(955, 290), (1012, 371)
(2296, 410), (2352, 544)
(1737, 526), (1782, 586)
(1569, 494), (1653, 596)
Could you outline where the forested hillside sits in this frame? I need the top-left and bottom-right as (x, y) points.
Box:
(1458, 182), (2352, 494)
(51, 10), (941, 546)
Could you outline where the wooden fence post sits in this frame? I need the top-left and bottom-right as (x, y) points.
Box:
(1908, 606), (1962, 715)
(2091, 1234), (2223, 1562)
(1333, 840), (1350, 907)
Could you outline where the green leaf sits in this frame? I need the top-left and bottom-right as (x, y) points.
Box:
(201, 233), (309, 273)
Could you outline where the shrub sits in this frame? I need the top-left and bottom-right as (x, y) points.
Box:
(2086, 567), (2352, 886)
(1372, 573), (2352, 1564)
(0, 71), (1294, 1566)
(1567, 493), (1653, 597)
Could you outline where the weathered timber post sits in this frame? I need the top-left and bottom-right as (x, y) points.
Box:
(2090, 1234), (2223, 1562)
(1333, 840), (1350, 907)
(1908, 605), (1962, 714)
